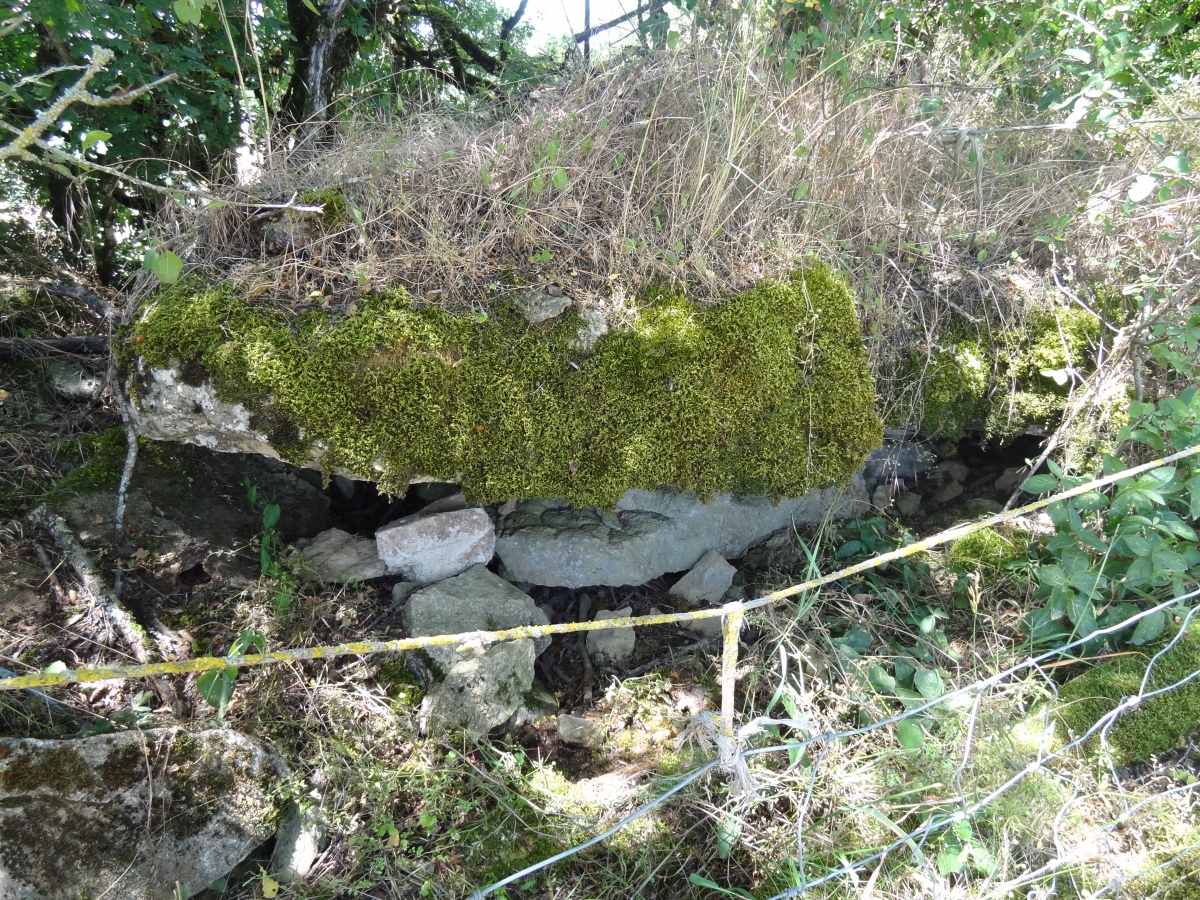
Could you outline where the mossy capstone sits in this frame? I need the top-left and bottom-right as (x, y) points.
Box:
(124, 266), (882, 507)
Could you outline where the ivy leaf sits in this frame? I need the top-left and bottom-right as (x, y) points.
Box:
(1160, 153), (1190, 175)
(867, 664), (896, 694)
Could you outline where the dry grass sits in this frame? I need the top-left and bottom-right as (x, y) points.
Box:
(155, 41), (1199, 434)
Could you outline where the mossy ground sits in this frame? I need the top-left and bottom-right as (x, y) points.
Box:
(127, 266), (882, 506)
(1054, 624), (1200, 763)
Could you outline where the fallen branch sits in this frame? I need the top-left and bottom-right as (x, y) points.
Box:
(0, 336), (109, 359)
(41, 281), (119, 323)
(30, 505), (185, 717)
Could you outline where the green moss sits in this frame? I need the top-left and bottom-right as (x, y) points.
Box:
(39, 428), (129, 507)
(300, 188), (349, 228)
(947, 526), (1029, 575)
(1054, 625), (1200, 763)
(377, 658), (424, 705)
(129, 266), (882, 507)
(907, 303), (1102, 443)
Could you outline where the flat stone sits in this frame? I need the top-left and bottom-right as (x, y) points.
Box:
(871, 483), (895, 509)
(518, 290), (572, 324)
(587, 607), (636, 662)
(934, 481), (964, 503)
(403, 565), (550, 672)
(299, 528), (386, 583)
(935, 460), (970, 483)
(392, 581), (420, 605)
(46, 361), (104, 401)
(863, 442), (936, 484)
(376, 508), (495, 583)
(419, 639), (536, 734)
(686, 613), (723, 637)
(557, 714), (605, 748)
(895, 492), (921, 516)
(0, 727), (283, 900)
(668, 550), (736, 607)
(495, 480), (868, 588)
(995, 466), (1028, 494)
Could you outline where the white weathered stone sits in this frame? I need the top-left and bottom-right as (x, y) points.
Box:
(0, 727), (283, 900)
(496, 479), (868, 588)
(270, 801), (327, 884)
(299, 528), (387, 583)
(557, 714), (605, 748)
(46, 362), (104, 401)
(587, 607), (636, 662)
(668, 550), (736, 607)
(403, 565), (550, 672)
(376, 508), (495, 583)
(419, 639), (536, 734)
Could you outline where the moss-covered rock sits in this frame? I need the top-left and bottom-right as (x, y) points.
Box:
(902, 303), (1103, 444)
(1053, 624), (1200, 763)
(125, 266), (882, 507)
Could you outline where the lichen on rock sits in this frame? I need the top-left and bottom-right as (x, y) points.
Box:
(124, 265), (882, 507)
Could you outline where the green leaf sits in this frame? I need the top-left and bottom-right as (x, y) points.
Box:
(896, 719), (924, 756)
(717, 814), (740, 859)
(894, 657), (916, 688)
(1128, 174), (1159, 203)
(838, 627), (872, 652)
(173, 0), (203, 25)
(1022, 474), (1059, 493)
(938, 843), (968, 875)
(196, 667), (236, 718)
(81, 130), (112, 152)
(1160, 153), (1190, 175)
(1062, 48), (1092, 64)
(262, 502), (281, 532)
(148, 249), (183, 284)
(43, 660), (69, 675)
(913, 668), (943, 699)
(552, 168), (569, 190)
(301, 0), (319, 13)
(419, 809), (437, 832)
(1130, 611), (1165, 646)
(867, 664), (896, 693)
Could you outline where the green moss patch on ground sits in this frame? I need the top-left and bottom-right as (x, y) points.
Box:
(1054, 624), (1200, 763)
(126, 266), (882, 507)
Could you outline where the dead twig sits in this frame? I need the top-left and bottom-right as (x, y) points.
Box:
(30, 505), (186, 717)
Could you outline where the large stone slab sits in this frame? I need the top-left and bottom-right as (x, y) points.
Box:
(495, 479), (867, 587)
(376, 508), (495, 583)
(0, 727), (284, 900)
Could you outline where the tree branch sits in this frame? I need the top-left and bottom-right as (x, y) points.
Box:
(573, 1), (664, 43)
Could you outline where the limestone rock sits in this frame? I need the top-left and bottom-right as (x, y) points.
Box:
(935, 460), (970, 483)
(518, 290), (572, 324)
(934, 481), (964, 503)
(895, 492), (921, 517)
(45, 361), (104, 401)
(587, 607), (635, 663)
(270, 801), (327, 884)
(298, 528), (386, 583)
(376, 508), (495, 583)
(669, 550), (736, 607)
(403, 565), (550, 672)
(0, 727), (283, 900)
(496, 481), (867, 588)
(419, 639), (536, 734)
(557, 714), (605, 748)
